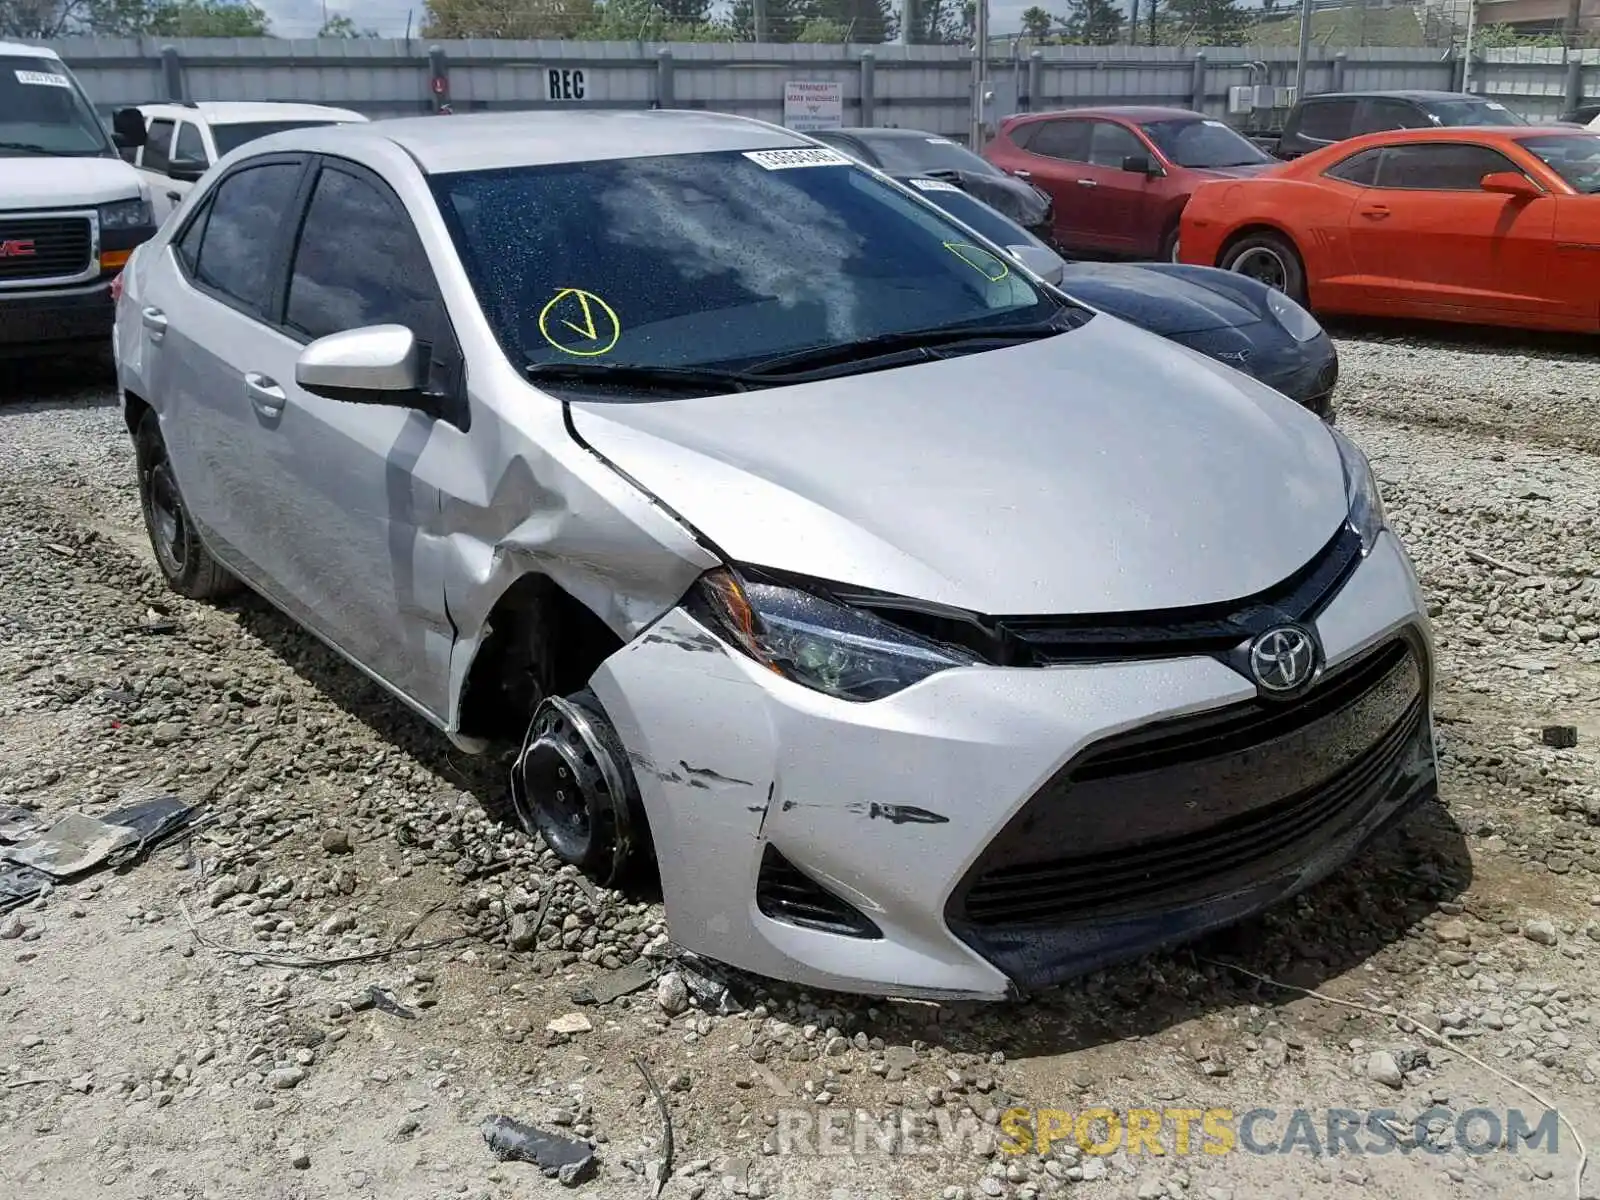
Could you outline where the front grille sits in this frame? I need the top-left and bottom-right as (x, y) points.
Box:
(0, 216), (93, 283)
(949, 636), (1424, 928)
(757, 845), (882, 939)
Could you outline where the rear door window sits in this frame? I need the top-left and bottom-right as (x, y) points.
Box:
(1027, 120), (1092, 163)
(1324, 147), (1383, 186)
(1296, 100), (1358, 142)
(190, 160), (304, 316)
(1354, 99), (1429, 136)
(173, 120), (208, 167)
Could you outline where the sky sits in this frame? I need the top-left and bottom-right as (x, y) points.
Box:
(256, 0), (1041, 38)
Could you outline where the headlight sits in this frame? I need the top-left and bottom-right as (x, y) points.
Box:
(99, 196), (153, 230)
(686, 568), (978, 702)
(1265, 288), (1322, 343)
(1331, 427), (1386, 552)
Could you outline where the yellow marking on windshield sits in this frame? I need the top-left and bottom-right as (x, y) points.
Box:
(942, 242), (1011, 282)
(538, 288), (621, 357)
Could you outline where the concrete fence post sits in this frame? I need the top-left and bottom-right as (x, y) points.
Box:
(160, 45), (184, 103)
(859, 50), (875, 127)
(1566, 57), (1584, 115)
(1026, 49), (1042, 112)
(1190, 52), (1206, 114)
(1332, 51), (1346, 93)
(427, 45), (449, 114)
(657, 48), (675, 108)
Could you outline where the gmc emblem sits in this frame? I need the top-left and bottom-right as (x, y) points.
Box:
(0, 239), (36, 258)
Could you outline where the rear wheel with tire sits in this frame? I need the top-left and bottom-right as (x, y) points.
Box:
(134, 410), (237, 601)
(1159, 225), (1181, 263)
(1220, 231), (1307, 305)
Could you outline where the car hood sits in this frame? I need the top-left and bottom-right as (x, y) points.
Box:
(1058, 262), (1261, 335)
(1184, 163), (1274, 182)
(956, 170), (1052, 226)
(0, 154), (144, 208)
(566, 316), (1347, 616)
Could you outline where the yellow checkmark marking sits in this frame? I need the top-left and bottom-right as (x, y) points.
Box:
(538, 288), (621, 357)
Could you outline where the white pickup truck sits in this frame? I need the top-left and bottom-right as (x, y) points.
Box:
(0, 40), (156, 361)
(129, 101), (368, 224)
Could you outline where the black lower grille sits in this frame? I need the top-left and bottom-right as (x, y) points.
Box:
(950, 636), (1425, 928)
(0, 216), (93, 282)
(757, 845), (882, 938)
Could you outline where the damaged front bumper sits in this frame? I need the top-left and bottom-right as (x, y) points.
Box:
(588, 529), (1437, 1001)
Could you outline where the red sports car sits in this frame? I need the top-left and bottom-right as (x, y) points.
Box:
(1179, 126), (1600, 333)
(984, 106), (1276, 260)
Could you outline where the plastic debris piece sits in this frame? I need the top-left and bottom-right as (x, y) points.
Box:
(2, 812), (139, 878)
(367, 985), (417, 1020)
(570, 959), (656, 1006)
(1542, 725), (1579, 749)
(0, 865), (50, 913)
(101, 796), (198, 868)
(480, 1115), (597, 1183)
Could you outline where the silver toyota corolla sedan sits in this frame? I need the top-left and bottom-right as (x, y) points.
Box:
(112, 110), (1437, 1001)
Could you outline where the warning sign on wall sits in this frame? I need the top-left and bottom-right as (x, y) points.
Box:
(783, 80), (842, 132)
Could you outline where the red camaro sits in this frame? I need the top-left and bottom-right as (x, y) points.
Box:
(1179, 126), (1600, 333)
(984, 106), (1276, 260)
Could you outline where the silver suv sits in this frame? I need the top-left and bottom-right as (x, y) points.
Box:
(113, 110), (1437, 1001)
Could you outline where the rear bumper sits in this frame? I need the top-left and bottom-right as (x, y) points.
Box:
(0, 280), (115, 357)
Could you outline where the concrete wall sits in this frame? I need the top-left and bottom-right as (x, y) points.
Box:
(28, 36), (1599, 136)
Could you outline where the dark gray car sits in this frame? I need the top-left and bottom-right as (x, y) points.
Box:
(1276, 91), (1525, 160)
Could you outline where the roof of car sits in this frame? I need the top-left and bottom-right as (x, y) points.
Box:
(1013, 106), (1203, 123)
(1285, 122), (1589, 167)
(0, 40), (62, 58)
(827, 127), (961, 141)
(138, 101), (367, 125)
(254, 109), (812, 174)
(1299, 90), (1490, 103)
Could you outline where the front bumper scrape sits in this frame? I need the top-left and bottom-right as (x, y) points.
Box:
(588, 529), (1434, 1001)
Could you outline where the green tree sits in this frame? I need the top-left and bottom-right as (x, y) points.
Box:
(810, 0), (892, 41)
(1165, 0), (1247, 45)
(318, 13), (379, 35)
(422, 0), (595, 37)
(1, 0), (270, 37)
(582, 0), (733, 37)
(147, 0), (270, 34)
(1020, 5), (1053, 39)
(655, 0), (712, 25)
(1058, 0), (1121, 44)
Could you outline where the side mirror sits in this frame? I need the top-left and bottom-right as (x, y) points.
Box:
(296, 325), (422, 403)
(165, 157), (208, 183)
(1122, 152), (1159, 177)
(1480, 171), (1541, 198)
(111, 107), (147, 149)
(1007, 243), (1065, 285)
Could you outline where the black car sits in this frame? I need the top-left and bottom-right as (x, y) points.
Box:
(809, 126), (1055, 245)
(1558, 102), (1600, 126)
(1275, 90), (1525, 159)
(897, 175), (1338, 421)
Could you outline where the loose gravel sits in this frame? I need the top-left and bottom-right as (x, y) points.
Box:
(2, 336), (1600, 1200)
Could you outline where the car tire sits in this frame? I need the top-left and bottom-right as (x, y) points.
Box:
(134, 410), (237, 601)
(1159, 225), (1181, 263)
(1220, 231), (1307, 305)
(516, 687), (650, 888)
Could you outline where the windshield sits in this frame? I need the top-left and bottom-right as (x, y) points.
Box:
(860, 134), (1004, 178)
(432, 148), (1062, 382)
(904, 179), (1049, 251)
(1516, 133), (1600, 194)
(212, 119), (348, 157)
(1139, 118), (1271, 169)
(1428, 99), (1525, 127)
(0, 55), (114, 158)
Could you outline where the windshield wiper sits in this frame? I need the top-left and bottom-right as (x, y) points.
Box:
(745, 313), (1081, 377)
(0, 141), (59, 155)
(525, 361), (763, 394)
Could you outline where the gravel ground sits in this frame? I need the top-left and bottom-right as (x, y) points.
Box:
(3, 335), (1600, 1200)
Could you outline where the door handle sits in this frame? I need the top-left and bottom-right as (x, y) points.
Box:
(1359, 206), (1390, 219)
(141, 306), (167, 342)
(165, 190), (181, 203)
(244, 372), (287, 419)
(1011, 168), (1032, 180)
(1075, 178), (1099, 187)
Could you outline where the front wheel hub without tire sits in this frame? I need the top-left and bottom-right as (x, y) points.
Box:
(509, 692), (640, 886)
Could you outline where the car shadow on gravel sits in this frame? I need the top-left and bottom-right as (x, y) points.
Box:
(0, 353), (118, 406)
(1325, 316), (1598, 360)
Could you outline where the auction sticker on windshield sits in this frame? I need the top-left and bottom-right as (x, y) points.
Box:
(15, 70), (71, 87)
(742, 147), (851, 170)
(909, 178), (963, 194)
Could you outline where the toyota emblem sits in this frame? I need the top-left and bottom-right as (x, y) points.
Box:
(1248, 625), (1318, 694)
